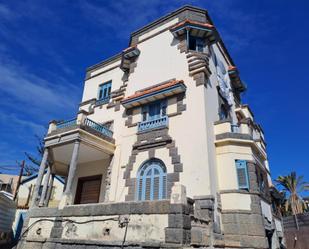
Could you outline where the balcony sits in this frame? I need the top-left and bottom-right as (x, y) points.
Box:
(214, 120), (267, 159)
(42, 111), (116, 207)
(48, 113), (114, 143)
(138, 116), (168, 132)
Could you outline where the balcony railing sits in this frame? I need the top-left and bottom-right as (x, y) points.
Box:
(138, 116), (168, 132)
(84, 118), (113, 138)
(55, 117), (113, 138)
(95, 96), (110, 106)
(56, 118), (77, 129)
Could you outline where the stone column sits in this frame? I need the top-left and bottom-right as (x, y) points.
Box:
(45, 174), (55, 207)
(30, 149), (49, 207)
(59, 140), (80, 207)
(38, 166), (51, 207)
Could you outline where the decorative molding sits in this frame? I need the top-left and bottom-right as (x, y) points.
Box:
(123, 128), (183, 201)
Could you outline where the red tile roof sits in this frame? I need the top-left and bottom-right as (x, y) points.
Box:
(228, 65), (237, 71)
(123, 79), (184, 101)
(171, 19), (214, 31)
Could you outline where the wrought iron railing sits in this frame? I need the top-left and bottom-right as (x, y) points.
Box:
(56, 118), (77, 129)
(56, 118), (113, 138)
(84, 118), (113, 138)
(138, 116), (168, 132)
(95, 96), (110, 106)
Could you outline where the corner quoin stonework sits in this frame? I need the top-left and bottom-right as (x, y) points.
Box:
(123, 127), (183, 201)
(221, 161), (269, 249)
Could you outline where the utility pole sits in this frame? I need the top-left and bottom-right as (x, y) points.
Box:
(13, 160), (25, 201)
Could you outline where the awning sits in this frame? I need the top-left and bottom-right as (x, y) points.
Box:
(121, 79), (186, 108)
(170, 19), (218, 43)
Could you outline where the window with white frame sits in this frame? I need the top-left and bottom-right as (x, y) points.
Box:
(136, 159), (167, 201)
(97, 81), (112, 103)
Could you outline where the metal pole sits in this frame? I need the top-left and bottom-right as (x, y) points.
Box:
(14, 160), (25, 201)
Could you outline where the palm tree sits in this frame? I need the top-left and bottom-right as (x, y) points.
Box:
(276, 171), (309, 215)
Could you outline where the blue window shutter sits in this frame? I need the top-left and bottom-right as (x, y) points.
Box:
(98, 81), (112, 100)
(161, 99), (167, 116)
(141, 105), (149, 121)
(235, 160), (249, 189)
(136, 159), (167, 201)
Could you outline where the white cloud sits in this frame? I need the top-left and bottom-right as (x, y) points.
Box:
(0, 58), (80, 112)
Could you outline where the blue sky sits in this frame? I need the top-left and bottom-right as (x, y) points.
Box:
(0, 0), (308, 182)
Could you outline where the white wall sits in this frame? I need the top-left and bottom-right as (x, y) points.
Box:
(79, 21), (259, 203)
(71, 159), (110, 203)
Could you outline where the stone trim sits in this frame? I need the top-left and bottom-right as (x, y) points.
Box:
(104, 156), (113, 202)
(123, 128), (183, 201)
(216, 132), (252, 141)
(85, 64), (120, 80)
(213, 118), (232, 125)
(130, 6), (208, 45)
(86, 53), (122, 75)
(176, 34), (187, 53)
(27, 201), (193, 218)
(220, 189), (260, 195)
(79, 98), (96, 107)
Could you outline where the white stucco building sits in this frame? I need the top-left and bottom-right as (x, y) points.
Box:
(18, 6), (284, 249)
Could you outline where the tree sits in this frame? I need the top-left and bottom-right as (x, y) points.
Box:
(276, 171), (309, 215)
(24, 135), (45, 175)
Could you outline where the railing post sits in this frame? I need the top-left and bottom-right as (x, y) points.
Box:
(76, 109), (88, 125)
(48, 120), (57, 134)
(38, 166), (51, 207)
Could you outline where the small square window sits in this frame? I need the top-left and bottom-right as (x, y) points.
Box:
(98, 81), (112, 100)
(189, 36), (205, 52)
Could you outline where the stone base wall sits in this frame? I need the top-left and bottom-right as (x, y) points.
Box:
(222, 194), (269, 249)
(16, 197), (219, 249)
(17, 194), (275, 249)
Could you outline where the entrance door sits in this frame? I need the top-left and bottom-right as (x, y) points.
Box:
(74, 175), (102, 204)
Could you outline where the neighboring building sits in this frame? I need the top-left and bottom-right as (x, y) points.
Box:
(0, 174), (19, 196)
(12, 172), (64, 243)
(0, 174), (17, 246)
(0, 191), (16, 246)
(18, 6), (284, 249)
(16, 171), (64, 208)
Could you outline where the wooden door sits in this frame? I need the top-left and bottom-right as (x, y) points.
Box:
(74, 175), (102, 204)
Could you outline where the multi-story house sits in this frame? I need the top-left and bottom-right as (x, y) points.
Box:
(17, 6), (284, 249)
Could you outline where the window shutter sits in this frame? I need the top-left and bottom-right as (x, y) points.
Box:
(236, 160), (249, 189)
(153, 176), (160, 200)
(162, 175), (167, 199)
(98, 81), (112, 100)
(136, 159), (167, 201)
(138, 178), (143, 200)
(161, 99), (167, 116)
(145, 178), (151, 200)
(141, 105), (149, 121)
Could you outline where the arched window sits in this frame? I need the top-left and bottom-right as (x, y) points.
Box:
(136, 159), (167, 201)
